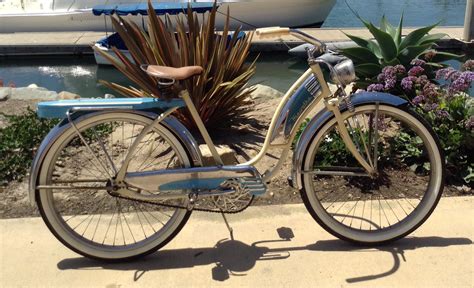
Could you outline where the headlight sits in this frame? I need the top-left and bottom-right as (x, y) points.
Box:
(331, 59), (356, 86)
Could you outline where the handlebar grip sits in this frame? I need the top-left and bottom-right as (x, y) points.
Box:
(255, 27), (290, 39)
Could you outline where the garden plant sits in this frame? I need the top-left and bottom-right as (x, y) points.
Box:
(331, 13), (473, 186)
(94, 2), (257, 130)
(0, 109), (58, 184)
(365, 59), (473, 184)
(339, 14), (461, 86)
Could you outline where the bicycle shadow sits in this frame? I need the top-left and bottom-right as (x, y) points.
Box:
(57, 227), (472, 283)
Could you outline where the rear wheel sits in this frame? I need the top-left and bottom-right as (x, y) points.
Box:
(300, 104), (444, 244)
(37, 112), (192, 261)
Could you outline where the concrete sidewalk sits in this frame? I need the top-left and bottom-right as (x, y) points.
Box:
(1, 197), (473, 287)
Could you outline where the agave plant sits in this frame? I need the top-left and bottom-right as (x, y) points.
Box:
(93, 2), (256, 130)
(340, 14), (462, 81)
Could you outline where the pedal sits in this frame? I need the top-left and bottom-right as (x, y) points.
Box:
(287, 176), (294, 188)
(187, 192), (198, 211)
(240, 177), (267, 196)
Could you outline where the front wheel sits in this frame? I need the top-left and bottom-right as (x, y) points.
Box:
(300, 104), (444, 244)
(36, 112), (193, 261)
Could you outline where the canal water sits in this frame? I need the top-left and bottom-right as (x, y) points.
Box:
(324, 0), (467, 27)
(1, 52), (471, 97)
(0, 52), (308, 96)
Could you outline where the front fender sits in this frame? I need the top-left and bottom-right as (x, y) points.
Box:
(291, 91), (408, 190)
(28, 110), (202, 206)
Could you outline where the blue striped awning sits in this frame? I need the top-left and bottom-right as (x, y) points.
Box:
(92, 2), (216, 16)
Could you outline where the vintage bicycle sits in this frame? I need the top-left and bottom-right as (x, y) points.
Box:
(29, 27), (445, 261)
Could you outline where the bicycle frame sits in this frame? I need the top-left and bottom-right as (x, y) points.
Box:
(28, 26), (444, 259)
(31, 28), (376, 202)
(115, 59), (373, 192)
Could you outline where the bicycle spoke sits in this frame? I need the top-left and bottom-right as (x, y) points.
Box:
(373, 104), (379, 171)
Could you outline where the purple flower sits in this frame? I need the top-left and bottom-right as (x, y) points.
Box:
(449, 71), (474, 93)
(436, 67), (460, 81)
(462, 60), (474, 72)
(401, 76), (417, 91)
(367, 83), (384, 92)
(411, 59), (426, 66)
(424, 103), (439, 112)
(412, 94), (425, 105)
(382, 66), (397, 76)
(384, 77), (397, 90)
(408, 66), (425, 76)
(376, 66), (398, 90)
(465, 116), (474, 130)
(394, 64), (406, 74)
(377, 73), (385, 82)
(416, 75), (429, 87)
(435, 109), (450, 119)
(423, 83), (438, 98)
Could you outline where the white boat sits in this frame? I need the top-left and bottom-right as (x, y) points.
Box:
(0, 0), (336, 33)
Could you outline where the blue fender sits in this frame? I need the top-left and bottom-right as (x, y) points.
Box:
(28, 110), (203, 205)
(291, 91), (408, 189)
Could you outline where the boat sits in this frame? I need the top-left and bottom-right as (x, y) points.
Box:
(93, 2), (216, 65)
(93, 4), (247, 65)
(0, 0), (336, 33)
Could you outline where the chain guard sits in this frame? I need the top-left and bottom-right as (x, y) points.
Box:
(115, 179), (255, 214)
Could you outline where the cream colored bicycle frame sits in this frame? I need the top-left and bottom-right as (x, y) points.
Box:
(178, 62), (375, 183)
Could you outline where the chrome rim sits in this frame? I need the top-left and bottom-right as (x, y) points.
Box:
(38, 112), (191, 259)
(303, 105), (443, 243)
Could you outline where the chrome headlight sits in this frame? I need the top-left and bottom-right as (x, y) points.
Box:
(331, 59), (356, 86)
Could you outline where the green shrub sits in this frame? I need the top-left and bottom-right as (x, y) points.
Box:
(364, 60), (474, 184)
(0, 109), (58, 184)
(339, 14), (461, 86)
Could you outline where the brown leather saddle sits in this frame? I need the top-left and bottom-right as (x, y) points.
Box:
(141, 65), (203, 81)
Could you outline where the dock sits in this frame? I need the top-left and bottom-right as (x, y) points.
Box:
(0, 27), (468, 56)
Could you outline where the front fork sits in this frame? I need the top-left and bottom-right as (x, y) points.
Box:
(308, 56), (377, 176)
(324, 97), (377, 175)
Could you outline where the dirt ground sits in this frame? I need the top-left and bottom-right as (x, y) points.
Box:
(0, 97), (471, 219)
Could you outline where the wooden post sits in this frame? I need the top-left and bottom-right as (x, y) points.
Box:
(464, 0), (474, 42)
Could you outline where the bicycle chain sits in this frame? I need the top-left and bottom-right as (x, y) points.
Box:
(114, 191), (253, 214)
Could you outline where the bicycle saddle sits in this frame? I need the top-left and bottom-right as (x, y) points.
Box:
(142, 65), (203, 80)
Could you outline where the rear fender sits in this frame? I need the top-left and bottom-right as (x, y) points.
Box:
(28, 110), (202, 205)
(291, 91), (408, 189)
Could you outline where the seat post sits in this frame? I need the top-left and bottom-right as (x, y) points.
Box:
(178, 90), (224, 166)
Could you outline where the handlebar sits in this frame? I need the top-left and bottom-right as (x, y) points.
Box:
(255, 27), (327, 56)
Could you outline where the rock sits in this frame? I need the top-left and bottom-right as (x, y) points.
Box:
(250, 84), (284, 101)
(199, 144), (237, 165)
(455, 185), (471, 194)
(27, 83), (38, 88)
(9, 87), (58, 101)
(0, 87), (11, 101)
(58, 91), (81, 100)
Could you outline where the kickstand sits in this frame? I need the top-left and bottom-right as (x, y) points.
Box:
(220, 211), (234, 240)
